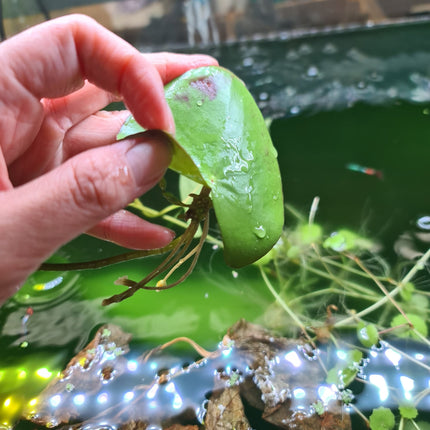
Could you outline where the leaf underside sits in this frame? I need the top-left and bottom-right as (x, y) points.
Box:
(118, 66), (284, 268)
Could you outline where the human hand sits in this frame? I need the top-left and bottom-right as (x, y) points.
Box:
(0, 14), (218, 302)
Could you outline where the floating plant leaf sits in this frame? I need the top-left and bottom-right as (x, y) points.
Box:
(326, 349), (363, 388)
(399, 404), (418, 420)
(369, 407), (395, 430)
(390, 313), (428, 340)
(297, 223), (323, 245)
(118, 66), (283, 267)
(323, 229), (373, 252)
(400, 282), (415, 302)
(357, 322), (379, 348)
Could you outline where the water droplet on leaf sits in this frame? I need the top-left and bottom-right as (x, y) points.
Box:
(254, 225), (266, 239)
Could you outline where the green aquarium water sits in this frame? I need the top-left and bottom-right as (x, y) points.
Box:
(1, 20), (430, 430)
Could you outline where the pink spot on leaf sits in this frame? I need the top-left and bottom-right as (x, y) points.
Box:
(190, 77), (217, 100)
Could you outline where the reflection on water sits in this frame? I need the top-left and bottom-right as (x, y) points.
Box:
(12, 322), (430, 429)
(205, 21), (430, 119)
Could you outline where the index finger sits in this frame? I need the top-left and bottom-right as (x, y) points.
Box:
(2, 14), (217, 134)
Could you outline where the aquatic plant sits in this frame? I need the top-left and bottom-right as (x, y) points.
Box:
(255, 198), (430, 429)
(40, 66), (284, 304)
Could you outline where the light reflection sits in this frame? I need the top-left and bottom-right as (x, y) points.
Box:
(124, 391), (134, 402)
(336, 350), (347, 360)
(172, 393), (183, 410)
(73, 394), (85, 406)
(17, 370), (27, 379)
(369, 374), (389, 401)
(385, 348), (401, 367)
(49, 395), (61, 408)
(127, 360), (138, 372)
(36, 367), (52, 379)
(165, 382), (175, 393)
(8, 323), (429, 428)
(318, 385), (337, 403)
(28, 398), (37, 407)
(147, 384), (158, 399)
(293, 388), (306, 399)
(33, 276), (63, 291)
(285, 350), (302, 368)
(400, 376), (414, 401)
(148, 400), (158, 409)
(97, 393), (108, 404)
(222, 348), (232, 358)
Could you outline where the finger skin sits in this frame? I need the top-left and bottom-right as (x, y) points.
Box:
(88, 210), (175, 250)
(9, 109), (133, 185)
(0, 134), (171, 302)
(0, 14), (218, 166)
(0, 16), (218, 302)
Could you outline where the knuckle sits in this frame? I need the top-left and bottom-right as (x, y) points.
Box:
(68, 156), (122, 215)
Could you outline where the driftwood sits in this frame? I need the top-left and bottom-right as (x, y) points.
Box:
(23, 320), (351, 430)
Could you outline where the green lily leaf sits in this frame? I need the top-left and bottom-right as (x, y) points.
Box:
(326, 349), (363, 388)
(357, 322), (379, 348)
(118, 66), (283, 267)
(369, 407), (395, 430)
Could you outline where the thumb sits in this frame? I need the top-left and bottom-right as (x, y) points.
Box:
(0, 132), (172, 301)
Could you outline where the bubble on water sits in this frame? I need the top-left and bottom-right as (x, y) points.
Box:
(417, 216), (430, 230)
(322, 43), (337, 54)
(259, 92), (269, 101)
(285, 86), (297, 97)
(286, 49), (299, 60)
(409, 72), (422, 84)
(290, 106), (301, 115)
(368, 71), (383, 82)
(298, 44), (312, 55)
(305, 65), (320, 79)
(242, 57), (254, 67)
(356, 81), (367, 90)
(387, 87), (398, 98)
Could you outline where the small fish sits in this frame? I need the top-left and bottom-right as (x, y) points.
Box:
(21, 307), (34, 335)
(346, 163), (383, 180)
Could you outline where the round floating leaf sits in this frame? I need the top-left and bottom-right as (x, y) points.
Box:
(325, 349), (363, 388)
(390, 313), (428, 340)
(399, 404), (418, 420)
(400, 282), (415, 302)
(369, 407), (395, 430)
(357, 322), (379, 348)
(297, 223), (322, 245)
(118, 66), (283, 267)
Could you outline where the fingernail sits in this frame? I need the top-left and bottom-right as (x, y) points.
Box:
(126, 133), (172, 188)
